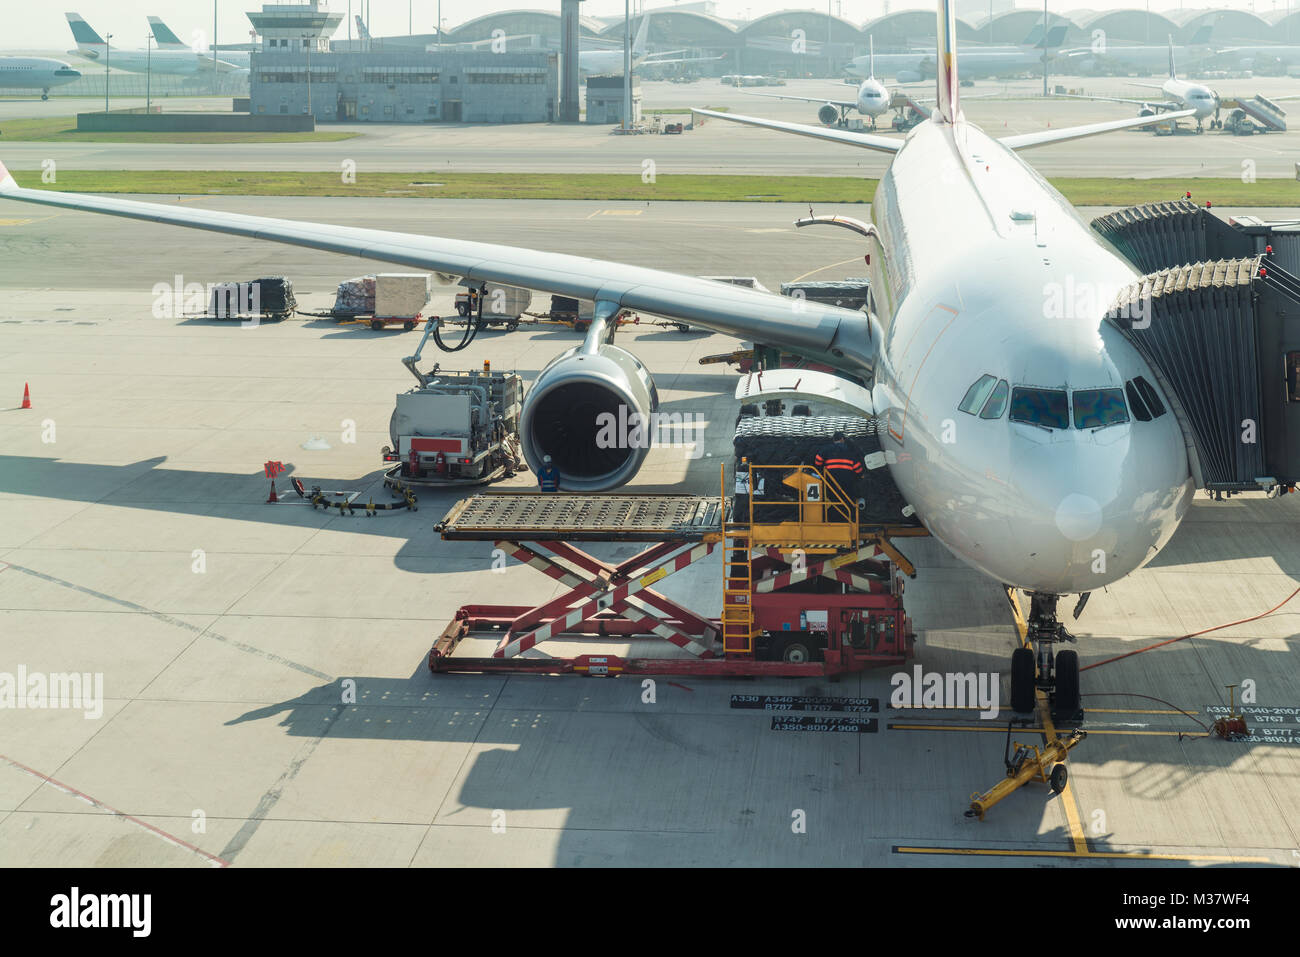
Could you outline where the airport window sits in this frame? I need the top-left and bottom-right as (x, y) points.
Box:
(1125, 380), (1152, 421)
(1132, 376), (1166, 418)
(1009, 387), (1069, 430)
(957, 374), (997, 415)
(1288, 353), (1300, 403)
(1073, 388), (1129, 430)
(979, 379), (1009, 419)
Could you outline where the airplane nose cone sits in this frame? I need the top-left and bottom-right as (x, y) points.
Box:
(1053, 492), (1103, 542)
(1008, 427), (1190, 593)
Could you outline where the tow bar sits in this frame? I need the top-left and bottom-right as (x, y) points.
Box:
(965, 722), (1087, 821)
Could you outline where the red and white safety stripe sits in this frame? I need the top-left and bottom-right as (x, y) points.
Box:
(495, 540), (587, 589)
(754, 545), (880, 593)
(497, 541), (714, 659)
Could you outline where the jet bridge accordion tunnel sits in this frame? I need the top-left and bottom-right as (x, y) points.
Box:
(1092, 201), (1300, 492)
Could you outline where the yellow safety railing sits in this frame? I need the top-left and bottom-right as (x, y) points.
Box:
(735, 460), (860, 548)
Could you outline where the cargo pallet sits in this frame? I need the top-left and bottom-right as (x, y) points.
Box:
(430, 466), (927, 678)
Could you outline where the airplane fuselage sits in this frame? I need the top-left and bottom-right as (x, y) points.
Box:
(856, 77), (890, 117)
(69, 44), (235, 76)
(1162, 77), (1218, 118)
(847, 46), (1049, 82)
(866, 120), (1194, 594)
(0, 57), (81, 93)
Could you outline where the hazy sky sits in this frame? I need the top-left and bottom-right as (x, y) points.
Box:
(5, 1), (1290, 51)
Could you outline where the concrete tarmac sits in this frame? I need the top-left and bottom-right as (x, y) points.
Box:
(2, 77), (1299, 179)
(1, 197), (1299, 867)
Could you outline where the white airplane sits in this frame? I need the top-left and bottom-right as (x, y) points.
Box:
(1061, 36), (1300, 133)
(847, 22), (1068, 83)
(744, 37), (893, 129)
(1058, 37), (1220, 132)
(65, 12), (241, 75)
(579, 13), (717, 77)
(0, 0), (1199, 714)
(148, 15), (251, 71)
(0, 56), (81, 100)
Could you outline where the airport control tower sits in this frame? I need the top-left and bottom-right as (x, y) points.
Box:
(246, 0), (343, 54)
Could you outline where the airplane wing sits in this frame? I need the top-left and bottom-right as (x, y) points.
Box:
(1055, 92), (1183, 111)
(999, 108), (1198, 150)
(0, 161), (871, 363)
(691, 108), (902, 154)
(637, 55), (725, 66)
(743, 92), (857, 109)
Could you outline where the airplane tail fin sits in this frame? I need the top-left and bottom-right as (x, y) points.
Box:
(1043, 24), (1067, 49)
(65, 12), (105, 47)
(1168, 33), (1176, 79)
(935, 0), (959, 123)
(633, 12), (650, 58)
(1190, 24), (1213, 45)
(355, 15), (371, 41)
(147, 16), (187, 49)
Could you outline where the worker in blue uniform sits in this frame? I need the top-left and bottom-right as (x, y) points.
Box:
(537, 454), (560, 492)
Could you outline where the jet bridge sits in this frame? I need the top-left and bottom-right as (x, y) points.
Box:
(1095, 203), (1300, 491)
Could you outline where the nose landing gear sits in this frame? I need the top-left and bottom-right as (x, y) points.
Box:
(1008, 592), (1083, 722)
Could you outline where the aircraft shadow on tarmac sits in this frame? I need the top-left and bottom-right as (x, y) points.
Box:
(219, 631), (1299, 863)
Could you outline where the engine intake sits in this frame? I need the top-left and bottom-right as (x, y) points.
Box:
(520, 343), (659, 491)
(817, 103), (840, 127)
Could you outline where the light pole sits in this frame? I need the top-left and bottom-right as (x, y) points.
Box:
(1042, 0), (1049, 97)
(145, 34), (152, 111)
(302, 34), (313, 118)
(104, 33), (112, 112)
(623, 0), (632, 131)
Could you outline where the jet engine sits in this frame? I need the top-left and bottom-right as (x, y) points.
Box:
(519, 343), (659, 491)
(818, 103), (840, 127)
(896, 70), (923, 84)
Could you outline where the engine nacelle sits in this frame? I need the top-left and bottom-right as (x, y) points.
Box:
(895, 70), (923, 84)
(520, 343), (659, 491)
(817, 102), (840, 127)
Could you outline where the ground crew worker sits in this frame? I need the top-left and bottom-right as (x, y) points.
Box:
(733, 459), (751, 520)
(537, 454), (560, 492)
(814, 431), (866, 516)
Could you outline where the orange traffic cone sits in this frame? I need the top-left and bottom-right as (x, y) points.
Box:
(20, 383), (31, 409)
(267, 479), (279, 504)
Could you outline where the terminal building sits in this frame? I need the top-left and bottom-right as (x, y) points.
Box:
(247, 1), (558, 123)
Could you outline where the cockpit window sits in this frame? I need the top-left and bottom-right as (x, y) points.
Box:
(979, 379), (1009, 419)
(1132, 376), (1166, 418)
(958, 374), (997, 415)
(1009, 387), (1069, 429)
(1073, 388), (1129, 429)
(1125, 381), (1151, 421)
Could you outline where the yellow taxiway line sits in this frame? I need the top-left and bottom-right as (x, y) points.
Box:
(895, 846), (1272, 863)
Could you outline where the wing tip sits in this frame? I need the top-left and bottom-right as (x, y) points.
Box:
(0, 160), (17, 192)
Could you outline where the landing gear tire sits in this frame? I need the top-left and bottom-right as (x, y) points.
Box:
(782, 641), (811, 664)
(1049, 763), (1068, 794)
(41, 93), (49, 101)
(1054, 649), (1081, 720)
(1010, 646), (1036, 714)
